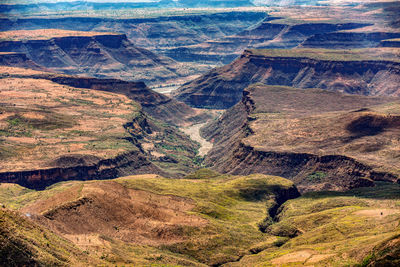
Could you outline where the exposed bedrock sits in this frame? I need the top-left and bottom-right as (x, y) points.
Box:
(0, 52), (46, 70)
(174, 49), (400, 109)
(0, 33), (189, 86)
(302, 32), (400, 49)
(0, 11), (267, 53)
(210, 141), (396, 193)
(164, 22), (369, 64)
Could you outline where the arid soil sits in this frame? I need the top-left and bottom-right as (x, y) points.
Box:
(201, 84), (400, 192)
(182, 122), (213, 156)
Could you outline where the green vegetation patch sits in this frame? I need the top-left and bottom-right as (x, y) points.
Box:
(0, 112), (75, 138)
(114, 174), (295, 265)
(231, 182), (400, 266)
(0, 208), (94, 266)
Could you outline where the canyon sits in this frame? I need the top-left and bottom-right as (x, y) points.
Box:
(1, 1), (400, 266)
(174, 48), (400, 108)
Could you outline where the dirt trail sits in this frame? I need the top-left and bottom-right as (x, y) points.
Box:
(182, 123), (213, 157)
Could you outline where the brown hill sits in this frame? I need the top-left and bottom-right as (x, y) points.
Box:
(173, 48), (400, 109)
(2, 174), (400, 266)
(201, 84), (400, 192)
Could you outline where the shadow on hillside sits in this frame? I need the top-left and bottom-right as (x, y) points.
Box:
(301, 182), (400, 200)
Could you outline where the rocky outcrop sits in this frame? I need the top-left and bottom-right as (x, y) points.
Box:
(174, 49), (400, 109)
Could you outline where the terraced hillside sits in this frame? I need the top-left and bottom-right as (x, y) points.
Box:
(201, 84), (400, 192)
(0, 10), (267, 56)
(0, 66), (205, 188)
(164, 20), (371, 64)
(161, 1), (400, 64)
(174, 48), (400, 108)
(0, 29), (203, 86)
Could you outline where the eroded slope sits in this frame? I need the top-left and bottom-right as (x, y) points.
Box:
(202, 84), (400, 192)
(0, 29), (201, 86)
(174, 48), (400, 108)
(0, 67), (204, 188)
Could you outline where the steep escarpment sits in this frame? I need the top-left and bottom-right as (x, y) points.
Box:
(0, 30), (195, 86)
(0, 52), (46, 70)
(0, 151), (160, 190)
(165, 21), (368, 64)
(174, 49), (400, 109)
(301, 32), (400, 49)
(202, 84), (400, 192)
(0, 11), (267, 55)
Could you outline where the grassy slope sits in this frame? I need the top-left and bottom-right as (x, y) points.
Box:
(2, 175), (399, 266)
(229, 182), (400, 266)
(0, 172), (297, 266)
(0, 208), (101, 266)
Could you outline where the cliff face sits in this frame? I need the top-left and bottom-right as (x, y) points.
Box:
(0, 52), (46, 70)
(301, 32), (400, 49)
(164, 22), (369, 64)
(0, 11), (267, 54)
(174, 49), (400, 109)
(201, 84), (400, 192)
(0, 33), (193, 86)
(0, 151), (159, 190)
